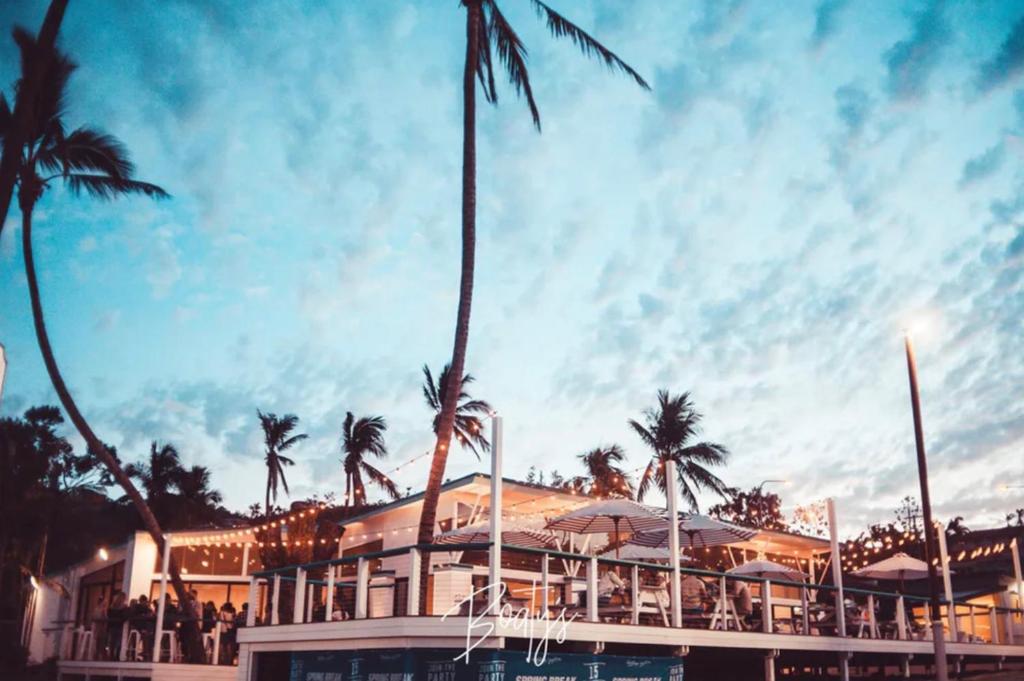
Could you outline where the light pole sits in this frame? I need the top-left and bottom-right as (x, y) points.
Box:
(903, 332), (949, 681)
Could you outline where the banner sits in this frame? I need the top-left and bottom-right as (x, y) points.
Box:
(286, 648), (684, 681)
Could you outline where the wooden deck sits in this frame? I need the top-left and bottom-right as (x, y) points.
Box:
(57, 660), (238, 681)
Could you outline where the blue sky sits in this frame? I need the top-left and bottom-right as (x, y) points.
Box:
(1, 0), (1022, 534)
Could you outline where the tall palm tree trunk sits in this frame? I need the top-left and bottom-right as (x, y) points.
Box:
(416, 0), (480, 613)
(0, 0), (68, 239)
(20, 203), (205, 662)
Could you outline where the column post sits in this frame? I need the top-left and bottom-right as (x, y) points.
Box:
(408, 548), (421, 616)
(665, 459), (682, 628)
(488, 415), (504, 612)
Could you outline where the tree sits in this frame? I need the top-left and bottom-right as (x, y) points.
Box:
(341, 412), (398, 507)
(0, 1), (68, 239)
(422, 363), (492, 459)
(894, 495), (922, 533)
(945, 516), (970, 542)
(630, 390), (730, 510)
(2, 29), (209, 661)
(577, 445), (633, 498)
(126, 442), (184, 526)
(709, 487), (788, 530)
(416, 0), (649, 611)
(175, 465), (223, 528)
(258, 411), (306, 520)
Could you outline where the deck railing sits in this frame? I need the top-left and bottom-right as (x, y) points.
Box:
(247, 543), (1024, 647)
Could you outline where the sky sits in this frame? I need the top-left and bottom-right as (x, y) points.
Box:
(0, 0), (1022, 535)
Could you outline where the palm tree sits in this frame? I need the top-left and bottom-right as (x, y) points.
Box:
(258, 411), (307, 520)
(176, 465), (223, 528)
(0, 2), (69, 238)
(1, 29), (207, 660)
(341, 412), (398, 507)
(416, 0), (649, 610)
(125, 442), (185, 526)
(422, 363), (492, 459)
(630, 390), (730, 510)
(578, 445), (634, 499)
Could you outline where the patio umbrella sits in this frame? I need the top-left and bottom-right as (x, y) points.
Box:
(629, 513), (758, 552)
(728, 559), (806, 582)
(599, 543), (693, 564)
(435, 519), (557, 550)
(852, 552), (950, 588)
(545, 498), (665, 558)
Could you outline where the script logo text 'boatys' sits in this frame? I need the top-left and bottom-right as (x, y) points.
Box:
(441, 580), (577, 666)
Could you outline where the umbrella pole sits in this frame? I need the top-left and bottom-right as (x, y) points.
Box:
(614, 518), (621, 560)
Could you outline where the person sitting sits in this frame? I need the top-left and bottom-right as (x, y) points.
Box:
(680, 574), (708, 615)
(732, 580), (753, 629)
(598, 570), (626, 606)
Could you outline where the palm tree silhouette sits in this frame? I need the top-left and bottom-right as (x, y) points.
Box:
(416, 1), (649, 609)
(630, 390), (730, 510)
(126, 442), (185, 525)
(578, 445), (634, 499)
(341, 412), (398, 507)
(1, 28), (208, 657)
(258, 411), (307, 520)
(176, 465), (223, 528)
(422, 363), (492, 459)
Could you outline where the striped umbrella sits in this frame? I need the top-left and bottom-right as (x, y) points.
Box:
(852, 552), (950, 586)
(545, 499), (665, 558)
(599, 543), (694, 564)
(435, 519), (557, 550)
(728, 559), (806, 582)
(629, 513), (757, 552)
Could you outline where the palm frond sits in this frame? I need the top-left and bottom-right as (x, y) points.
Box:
(0, 93), (10, 139)
(56, 127), (134, 177)
(360, 461), (401, 500)
(679, 441), (729, 466)
(65, 173), (169, 200)
(529, 0), (649, 90)
(476, 3), (498, 104)
(488, 0), (540, 129)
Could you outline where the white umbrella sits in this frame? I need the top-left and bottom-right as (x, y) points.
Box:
(728, 559), (806, 582)
(852, 552), (950, 582)
(629, 513), (758, 551)
(599, 543), (693, 564)
(435, 519), (557, 550)
(545, 498), (665, 558)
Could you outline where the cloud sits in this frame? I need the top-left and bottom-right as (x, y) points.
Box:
(975, 15), (1024, 94)
(959, 143), (1006, 188)
(835, 83), (872, 135)
(883, 1), (950, 101)
(810, 0), (849, 49)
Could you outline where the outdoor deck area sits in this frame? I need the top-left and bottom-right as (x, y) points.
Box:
(235, 542), (1024, 678)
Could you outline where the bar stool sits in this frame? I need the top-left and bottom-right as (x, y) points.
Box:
(157, 630), (178, 662)
(75, 627), (93, 660)
(125, 629), (144, 661)
(201, 632), (215, 662)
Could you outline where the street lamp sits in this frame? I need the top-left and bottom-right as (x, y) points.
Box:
(903, 331), (949, 681)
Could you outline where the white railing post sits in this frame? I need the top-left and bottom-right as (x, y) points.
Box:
(868, 594), (877, 639)
(541, 554), (550, 616)
(325, 563), (336, 622)
(665, 459), (682, 628)
(631, 564), (640, 626)
(153, 535), (171, 661)
(407, 549), (421, 616)
(968, 604), (975, 640)
(801, 583), (810, 635)
(587, 557), (598, 623)
(119, 620), (129, 661)
(355, 557), (369, 619)
(246, 578), (258, 626)
(212, 620), (221, 665)
(896, 596), (907, 640)
(827, 499), (847, 638)
(488, 416), (504, 613)
(292, 567), (307, 624)
(936, 524), (956, 641)
(719, 575), (728, 630)
(1006, 608), (1015, 645)
(271, 575), (281, 625)
(763, 580), (773, 633)
(990, 607), (999, 644)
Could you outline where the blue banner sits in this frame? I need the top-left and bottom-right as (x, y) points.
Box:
(285, 648), (683, 681)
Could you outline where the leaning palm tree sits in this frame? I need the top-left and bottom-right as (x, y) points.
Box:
(422, 363), (492, 459)
(258, 411), (307, 520)
(630, 390), (730, 510)
(1, 30), (209, 660)
(578, 445), (634, 499)
(341, 412), (399, 507)
(416, 0), (649, 610)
